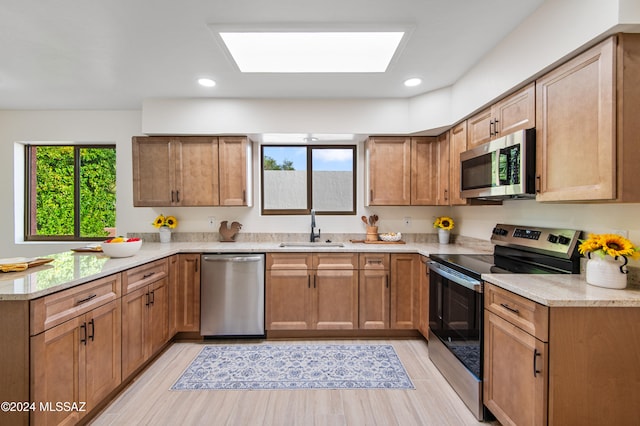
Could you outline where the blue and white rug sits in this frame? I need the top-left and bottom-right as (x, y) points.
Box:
(171, 344), (414, 390)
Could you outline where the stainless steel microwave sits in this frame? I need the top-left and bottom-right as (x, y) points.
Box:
(460, 128), (536, 200)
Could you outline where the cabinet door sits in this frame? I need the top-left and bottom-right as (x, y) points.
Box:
(367, 137), (411, 205)
(176, 254), (201, 332)
(167, 254), (179, 337)
(148, 278), (170, 355)
(266, 269), (312, 330)
(418, 256), (429, 338)
(435, 132), (450, 206)
(85, 299), (121, 410)
(358, 268), (389, 329)
(219, 136), (249, 206)
(448, 122), (467, 206)
(175, 137), (220, 206)
(121, 286), (149, 379)
(31, 316), (86, 426)
(466, 107), (493, 149)
(535, 37), (615, 201)
(313, 270), (358, 329)
(484, 311), (548, 426)
(494, 83), (535, 137)
(410, 137), (437, 205)
(390, 254), (420, 329)
(132, 136), (173, 207)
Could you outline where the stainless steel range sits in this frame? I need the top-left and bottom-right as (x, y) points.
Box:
(427, 224), (582, 421)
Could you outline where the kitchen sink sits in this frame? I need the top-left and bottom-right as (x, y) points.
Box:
(279, 242), (345, 248)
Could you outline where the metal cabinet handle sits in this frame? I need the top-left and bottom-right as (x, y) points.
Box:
(171, 190), (174, 203)
(535, 175), (541, 193)
(500, 303), (520, 314)
(76, 294), (97, 305)
(489, 119), (494, 137)
(242, 190), (246, 203)
(308, 275), (311, 289)
(493, 119), (499, 135)
(368, 259), (383, 265)
(80, 322), (87, 345)
(145, 292), (150, 307)
(176, 190), (180, 202)
(195, 258), (199, 273)
(533, 348), (541, 377)
(88, 318), (95, 342)
(385, 274), (389, 289)
(149, 290), (155, 305)
(143, 272), (155, 279)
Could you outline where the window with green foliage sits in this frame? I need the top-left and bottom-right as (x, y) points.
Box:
(25, 145), (116, 241)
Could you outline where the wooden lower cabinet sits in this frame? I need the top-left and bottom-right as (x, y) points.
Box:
(359, 253), (390, 329)
(266, 253), (358, 330)
(390, 253), (420, 329)
(122, 278), (169, 379)
(175, 254), (201, 332)
(484, 283), (640, 425)
(30, 299), (121, 426)
(417, 255), (430, 338)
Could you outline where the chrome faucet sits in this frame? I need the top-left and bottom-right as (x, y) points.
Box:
(310, 209), (321, 242)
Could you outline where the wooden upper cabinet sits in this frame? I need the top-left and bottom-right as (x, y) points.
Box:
(467, 83), (535, 149)
(536, 34), (640, 202)
(367, 137), (411, 205)
(411, 137), (437, 205)
(219, 136), (251, 206)
(448, 121), (468, 205)
(435, 132), (450, 206)
(175, 137), (220, 206)
(132, 135), (252, 207)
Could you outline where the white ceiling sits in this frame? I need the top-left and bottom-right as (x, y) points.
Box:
(0, 0), (544, 110)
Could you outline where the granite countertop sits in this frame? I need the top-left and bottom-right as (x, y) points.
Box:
(0, 241), (483, 300)
(482, 273), (640, 307)
(2, 241), (640, 307)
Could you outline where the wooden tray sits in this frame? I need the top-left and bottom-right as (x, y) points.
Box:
(349, 240), (406, 244)
(71, 246), (103, 253)
(26, 258), (54, 267)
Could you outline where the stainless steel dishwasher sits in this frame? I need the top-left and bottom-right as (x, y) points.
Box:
(200, 253), (265, 337)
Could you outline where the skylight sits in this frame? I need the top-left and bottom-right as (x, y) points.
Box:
(218, 32), (405, 73)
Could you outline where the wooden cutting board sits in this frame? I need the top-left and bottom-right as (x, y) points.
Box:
(349, 240), (406, 244)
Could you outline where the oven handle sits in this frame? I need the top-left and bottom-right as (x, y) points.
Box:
(428, 262), (483, 293)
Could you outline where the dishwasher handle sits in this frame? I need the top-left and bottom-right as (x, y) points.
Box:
(202, 255), (264, 263)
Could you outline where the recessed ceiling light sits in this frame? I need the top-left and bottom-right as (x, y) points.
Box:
(198, 78), (216, 87)
(218, 32), (405, 73)
(404, 77), (422, 87)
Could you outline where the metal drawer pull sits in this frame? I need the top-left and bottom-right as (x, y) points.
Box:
(76, 294), (97, 305)
(88, 319), (95, 341)
(149, 290), (155, 305)
(368, 259), (383, 264)
(145, 292), (150, 306)
(500, 303), (520, 314)
(80, 322), (87, 345)
(143, 272), (155, 279)
(533, 348), (541, 377)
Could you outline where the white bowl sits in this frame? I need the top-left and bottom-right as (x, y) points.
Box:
(379, 232), (402, 242)
(101, 239), (142, 258)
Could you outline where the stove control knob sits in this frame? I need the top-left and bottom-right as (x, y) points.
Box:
(493, 227), (508, 236)
(547, 234), (559, 243)
(558, 235), (571, 245)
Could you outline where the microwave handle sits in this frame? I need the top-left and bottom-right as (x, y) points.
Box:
(494, 150), (502, 187)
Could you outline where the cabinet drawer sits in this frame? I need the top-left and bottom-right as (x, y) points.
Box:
(122, 258), (168, 294)
(267, 253), (312, 270)
(359, 253), (390, 270)
(313, 253), (358, 270)
(485, 284), (549, 341)
(30, 274), (121, 335)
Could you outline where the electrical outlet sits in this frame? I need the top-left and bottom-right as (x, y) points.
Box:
(208, 216), (216, 228)
(403, 217), (412, 227)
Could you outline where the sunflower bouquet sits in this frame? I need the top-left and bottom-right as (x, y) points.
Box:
(433, 216), (455, 231)
(578, 233), (640, 260)
(152, 214), (178, 229)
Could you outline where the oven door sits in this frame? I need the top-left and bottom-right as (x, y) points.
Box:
(428, 262), (483, 379)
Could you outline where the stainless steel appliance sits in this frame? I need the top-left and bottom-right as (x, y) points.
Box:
(460, 128), (536, 200)
(200, 253), (265, 337)
(428, 224), (581, 421)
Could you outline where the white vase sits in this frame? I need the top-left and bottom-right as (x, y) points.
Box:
(159, 226), (171, 243)
(438, 229), (450, 244)
(585, 255), (628, 289)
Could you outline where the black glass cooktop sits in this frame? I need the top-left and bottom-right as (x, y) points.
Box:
(429, 252), (573, 281)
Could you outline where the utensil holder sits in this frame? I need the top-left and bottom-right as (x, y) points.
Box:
(366, 226), (379, 241)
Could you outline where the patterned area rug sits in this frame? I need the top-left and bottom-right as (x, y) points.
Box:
(171, 344), (414, 390)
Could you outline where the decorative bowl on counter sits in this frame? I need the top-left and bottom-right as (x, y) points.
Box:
(101, 238), (142, 258)
(379, 232), (402, 242)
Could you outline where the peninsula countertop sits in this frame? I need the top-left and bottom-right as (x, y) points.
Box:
(2, 241), (640, 307)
